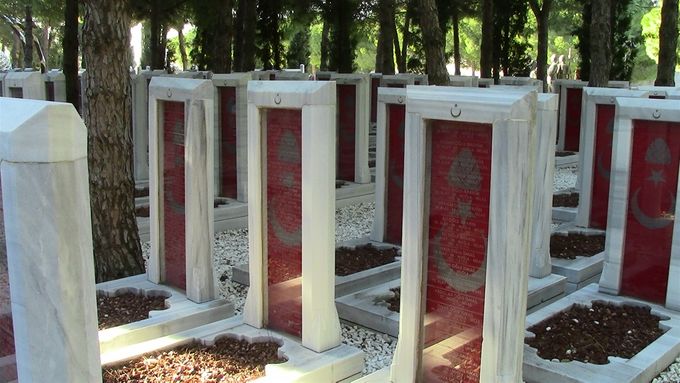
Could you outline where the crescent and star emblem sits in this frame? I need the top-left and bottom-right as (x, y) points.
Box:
(630, 138), (676, 230)
(269, 129), (302, 246)
(432, 230), (487, 293)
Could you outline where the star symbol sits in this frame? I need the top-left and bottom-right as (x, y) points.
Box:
(453, 200), (474, 225)
(647, 170), (666, 187)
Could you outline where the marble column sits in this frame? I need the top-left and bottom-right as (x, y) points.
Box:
(0, 98), (101, 382)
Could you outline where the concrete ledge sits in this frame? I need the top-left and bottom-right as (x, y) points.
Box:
(552, 207), (577, 223)
(555, 153), (579, 168)
(336, 279), (401, 337)
(97, 274), (234, 357)
(352, 366), (390, 382)
(336, 182), (375, 208)
(528, 274), (568, 311)
(550, 226), (605, 289)
(101, 317), (364, 383)
(523, 284), (680, 383)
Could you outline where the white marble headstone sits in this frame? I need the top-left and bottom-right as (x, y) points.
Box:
(2, 71), (45, 100)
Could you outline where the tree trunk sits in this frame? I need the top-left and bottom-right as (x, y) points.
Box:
(41, 25), (50, 71)
(149, 1), (164, 69)
(82, 0), (145, 282)
(64, 0), (79, 109)
(23, 5), (33, 69)
(233, 0), (244, 71)
(655, 0), (678, 86)
(480, 0), (494, 79)
(418, 0), (449, 85)
(452, 7), (461, 76)
(213, 0), (233, 73)
(241, 0), (257, 71)
(399, 10), (410, 73)
(12, 32), (22, 68)
(177, 27), (189, 70)
(376, 0), (396, 74)
(588, 0), (612, 87)
(529, 0), (552, 91)
(392, 22), (402, 72)
(320, 20), (330, 70)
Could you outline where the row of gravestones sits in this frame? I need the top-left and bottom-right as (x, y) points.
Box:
(3, 77), (680, 382)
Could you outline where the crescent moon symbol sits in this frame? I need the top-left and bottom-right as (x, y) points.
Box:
(268, 196), (302, 246)
(595, 151), (610, 180)
(630, 188), (676, 230)
(432, 230), (487, 292)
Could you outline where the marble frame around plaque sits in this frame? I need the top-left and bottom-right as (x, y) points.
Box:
(147, 77), (216, 304)
(599, 97), (680, 311)
(243, 80), (341, 353)
(449, 75), (478, 87)
(43, 70), (67, 102)
(2, 71), (45, 100)
(381, 74), (415, 88)
(371, 87), (407, 245)
(331, 73), (371, 184)
(212, 72), (252, 202)
(391, 86), (534, 383)
(574, 88), (649, 229)
(132, 69), (166, 183)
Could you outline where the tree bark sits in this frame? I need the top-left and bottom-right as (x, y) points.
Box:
(376, 0), (396, 74)
(149, 0), (165, 69)
(480, 0), (494, 79)
(588, 0), (612, 87)
(215, 0), (233, 72)
(320, 20), (330, 70)
(177, 27), (188, 70)
(241, 0), (257, 71)
(12, 32), (22, 68)
(398, 9), (410, 73)
(64, 0), (79, 109)
(452, 7), (461, 76)
(41, 25), (50, 71)
(82, 0), (145, 282)
(655, 0), (678, 86)
(529, 0), (552, 91)
(418, 0), (449, 85)
(392, 22), (402, 72)
(23, 5), (33, 69)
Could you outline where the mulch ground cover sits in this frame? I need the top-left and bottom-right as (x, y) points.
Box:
(526, 301), (665, 364)
(385, 287), (401, 313)
(335, 243), (399, 276)
(555, 151), (577, 157)
(553, 192), (579, 208)
(550, 233), (605, 259)
(98, 293), (168, 330)
(102, 337), (286, 383)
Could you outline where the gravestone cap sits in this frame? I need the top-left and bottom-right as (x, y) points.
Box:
(0, 98), (86, 163)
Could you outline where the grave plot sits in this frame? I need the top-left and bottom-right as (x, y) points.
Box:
(380, 74), (414, 88)
(97, 78), (235, 365)
(574, 88), (649, 230)
(449, 75), (478, 87)
(358, 86), (535, 383)
(331, 73), (374, 207)
(498, 76), (543, 91)
(274, 71), (310, 81)
(43, 70), (66, 102)
(633, 85), (678, 99)
(524, 97), (680, 383)
(550, 225), (606, 294)
(477, 78), (494, 88)
(1, 98), (101, 381)
(2, 71), (44, 100)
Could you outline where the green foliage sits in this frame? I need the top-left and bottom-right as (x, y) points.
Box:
(257, 0), (285, 70)
(641, 0), (680, 71)
(494, 0), (534, 76)
(286, 29), (311, 68)
(327, 0), (359, 72)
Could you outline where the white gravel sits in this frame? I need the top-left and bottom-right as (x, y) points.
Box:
(554, 165), (578, 192)
(654, 355), (680, 383)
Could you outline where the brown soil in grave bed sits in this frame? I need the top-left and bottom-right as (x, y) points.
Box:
(335, 243), (399, 276)
(136, 199), (229, 217)
(550, 233), (605, 259)
(135, 187), (149, 198)
(526, 301), (665, 364)
(555, 151), (577, 157)
(553, 192), (579, 208)
(385, 287), (401, 313)
(102, 337), (286, 383)
(97, 293), (168, 330)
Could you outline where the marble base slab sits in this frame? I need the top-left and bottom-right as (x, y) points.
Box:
(96, 274), (234, 358)
(523, 284), (680, 383)
(555, 152), (579, 168)
(233, 239), (401, 299)
(552, 206), (577, 223)
(102, 316), (364, 383)
(336, 181), (375, 208)
(335, 273), (566, 338)
(352, 366), (390, 382)
(550, 226), (605, 293)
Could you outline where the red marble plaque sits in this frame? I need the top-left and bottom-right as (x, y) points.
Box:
(370, 77), (380, 125)
(266, 108), (303, 338)
(337, 84), (357, 181)
(422, 120), (492, 383)
(9, 88), (22, 99)
(162, 101), (187, 291)
(0, 175), (15, 358)
(621, 120), (680, 304)
(384, 104), (406, 245)
(564, 87), (583, 152)
(589, 104), (616, 229)
(219, 86), (238, 199)
(45, 82), (55, 101)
